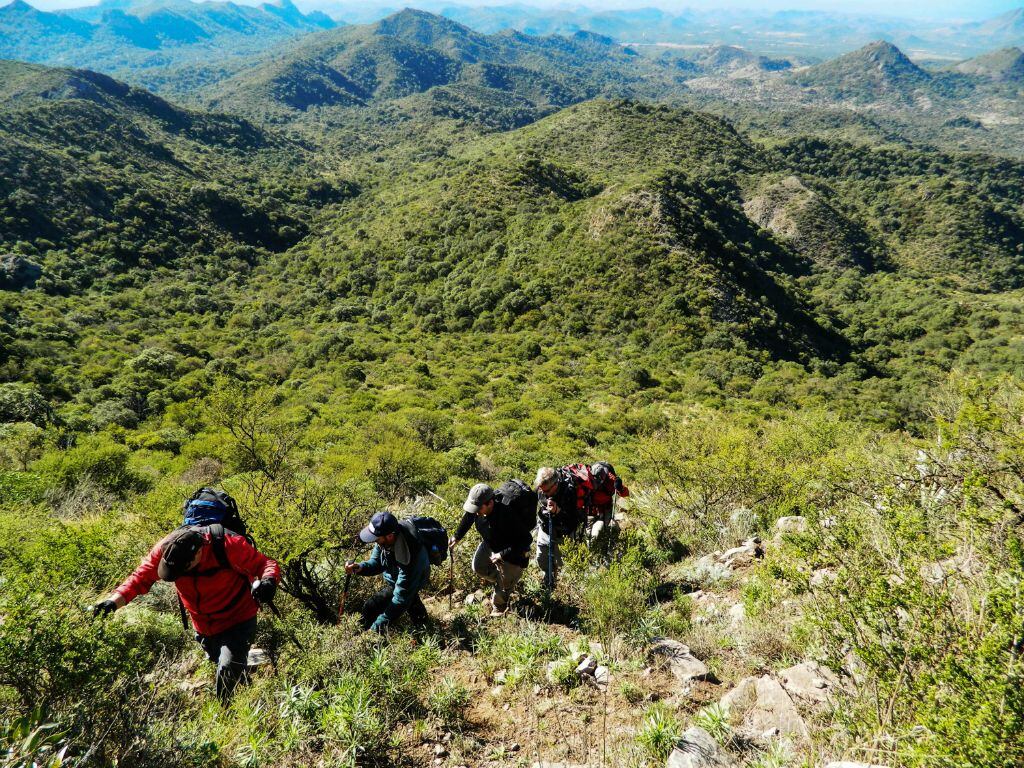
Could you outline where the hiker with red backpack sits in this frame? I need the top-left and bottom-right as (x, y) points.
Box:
(450, 480), (537, 616)
(345, 511), (447, 633)
(583, 461), (630, 541)
(92, 488), (279, 703)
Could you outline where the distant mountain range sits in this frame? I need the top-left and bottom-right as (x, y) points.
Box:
(0, 0), (336, 74)
(307, 3), (1024, 61)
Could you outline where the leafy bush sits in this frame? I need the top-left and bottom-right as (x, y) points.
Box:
(34, 436), (148, 496)
(635, 703), (682, 763)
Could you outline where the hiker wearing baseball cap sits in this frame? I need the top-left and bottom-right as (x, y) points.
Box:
(344, 511), (431, 633)
(92, 525), (280, 702)
(450, 480), (536, 616)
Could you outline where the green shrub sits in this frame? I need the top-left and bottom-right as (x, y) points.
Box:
(428, 677), (470, 728)
(579, 545), (656, 649)
(635, 703), (682, 763)
(34, 436), (148, 496)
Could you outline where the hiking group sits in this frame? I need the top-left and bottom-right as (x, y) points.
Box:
(93, 463), (629, 701)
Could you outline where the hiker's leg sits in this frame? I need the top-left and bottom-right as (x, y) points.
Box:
(471, 541), (498, 583)
(493, 561), (524, 610)
(360, 585), (395, 631)
(196, 632), (219, 664)
(213, 617), (257, 703)
(588, 515), (604, 540)
(408, 592), (428, 625)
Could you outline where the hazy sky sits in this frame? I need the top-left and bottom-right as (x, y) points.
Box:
(18, 0), (1024, 21)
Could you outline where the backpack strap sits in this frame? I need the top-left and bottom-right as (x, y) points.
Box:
(177, 595), (189, 631)
(398, 519), (422, 551)
(207, 523), (231, 571)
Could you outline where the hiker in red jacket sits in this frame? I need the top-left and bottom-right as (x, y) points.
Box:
(93, 526), (280, 702)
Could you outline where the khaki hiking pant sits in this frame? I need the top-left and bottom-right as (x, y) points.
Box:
(471, 541), (525, 610)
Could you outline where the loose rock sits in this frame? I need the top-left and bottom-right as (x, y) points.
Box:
(720, 675), (809, 741)
(778, 661), (840, 705)
(717, 537), (762, 568)
(665, 726), (734, 768)
(576, 655), (597, 676)
(774, 516), (808, 534)
(650, 637), (712, 684)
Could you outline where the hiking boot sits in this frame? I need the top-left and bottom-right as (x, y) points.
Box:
(489, 602), (508, 617)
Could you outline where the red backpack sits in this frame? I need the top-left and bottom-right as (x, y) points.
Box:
(564, 464), (596, 516)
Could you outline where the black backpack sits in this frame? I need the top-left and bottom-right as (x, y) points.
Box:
(497, 479), (538, 530)
(183, 487), (248, 538)
(399, 516), (449, 566)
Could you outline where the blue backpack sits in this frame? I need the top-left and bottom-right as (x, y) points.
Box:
(183, 487), (248, 537)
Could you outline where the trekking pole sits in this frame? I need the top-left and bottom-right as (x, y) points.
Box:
(338, 570), (353, 620)
(546, 507), (555, 618)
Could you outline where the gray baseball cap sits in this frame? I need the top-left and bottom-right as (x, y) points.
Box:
(463, 483), (494, 514)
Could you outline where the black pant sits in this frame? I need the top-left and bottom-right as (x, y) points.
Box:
(196, 616), (257, 702)
(360, 585), (428, 632)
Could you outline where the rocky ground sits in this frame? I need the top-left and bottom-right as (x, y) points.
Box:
(360, 510), (886, 768)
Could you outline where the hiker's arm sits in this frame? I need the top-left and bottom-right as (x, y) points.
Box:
(225, 535), (281, 583)
(370, 547), (429, 631)
(112, 542), (163, 604)
(616, 478), (630, 497)
(452, 511), (475, 543)
(357, 545), (385, 576)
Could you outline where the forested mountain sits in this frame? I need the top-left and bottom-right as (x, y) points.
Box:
(954, 46), (1024, 81)
(0, 0), (336, 74)
(0, 60), (348, 294)
(3, 8), (1024, 768)
(198, 8), (676, 128)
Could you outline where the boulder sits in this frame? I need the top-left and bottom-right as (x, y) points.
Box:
(778, 661), (840, 705)
(594, 665), (611, 688)
(720, 675), (808, 740)
(809, 569), (837, 589)
(576, 656), (597, 676)
(665, 726), (734, 768)
(0, 253), (42, 291)
(774, 516), (808, 534)
(650, 637), (712, 684)
(727, 603), (745, 627)
(716, 537), (762, 568)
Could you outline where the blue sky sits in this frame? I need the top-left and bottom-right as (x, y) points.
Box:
(21, 0), (1024, 21)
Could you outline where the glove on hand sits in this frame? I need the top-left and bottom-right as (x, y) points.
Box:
(251, 578), (277, 604)
(92, 599), (118, 618)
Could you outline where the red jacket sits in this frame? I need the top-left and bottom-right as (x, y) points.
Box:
(115, 530), (280, 636)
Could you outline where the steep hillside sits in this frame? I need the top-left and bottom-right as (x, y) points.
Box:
(0, 60), (345, 293)
(0, 0), (336, 74)
(742, 175), (876, 271)
(955, 46), (1024, 81)
(199, 9), (679, 129)
(789, 40), (933, 103)
(245, 100), (848, 368)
